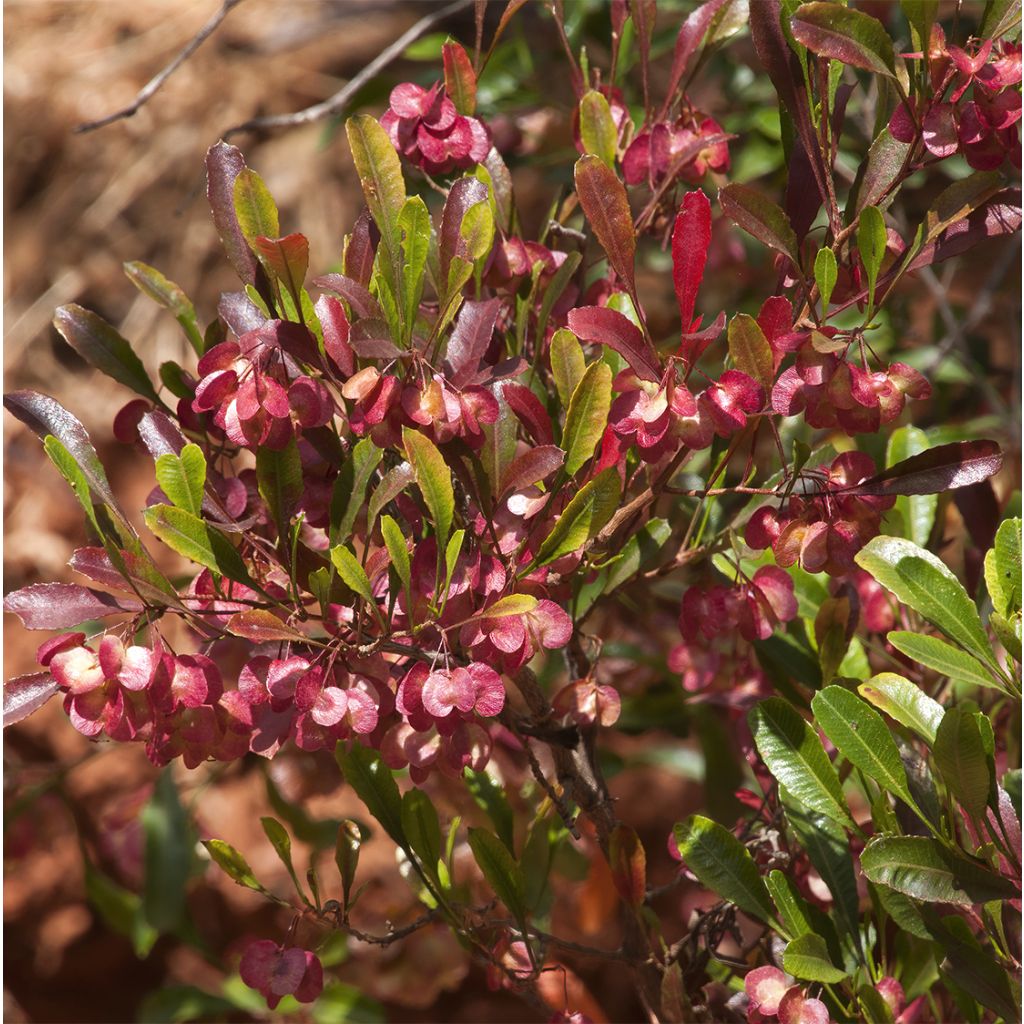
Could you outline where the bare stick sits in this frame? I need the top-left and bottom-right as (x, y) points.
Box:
(222, 0), (474, 140)
(75, 0), (247, 134)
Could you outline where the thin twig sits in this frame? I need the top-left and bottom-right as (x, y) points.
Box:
(75, 0), (247, 133)
(222, 0), (474, 140)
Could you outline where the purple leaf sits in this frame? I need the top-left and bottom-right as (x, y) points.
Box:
(503, 384), (555, 446)
(567, 306), (661, 382)
(661, 0), (733, 120)
(446, 298), (501, 386)
(500, 445), (566, 495)
(440, 178), (490, 284)
(343, 210), (379, 287)
(4, 583), (142, 629)
(671, 190), (712, 331)
(719, 183), (800, 264)
(4, 673), (59, 728)
(205, 142), (260, 287)
(315, 295), (355, 377)
(574, 155), (636, 296)
(854, 129), (911, 214)
(349, 319), (402, 359)
(217, 291), (267, 336)
(312, 274), (381, 320)
(137, 410), (187, 458)
(790, 2), (896, 78)
(841, 441), (1003, 497)
(69, 547), (182, 606)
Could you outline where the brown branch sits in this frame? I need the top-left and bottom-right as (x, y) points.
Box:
(222, 0), (474, 140)
(75, 0), (247, 133)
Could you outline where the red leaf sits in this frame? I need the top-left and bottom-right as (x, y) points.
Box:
(671, 190), (712, 331)
(661, 0), (732, 119)
(217, 291), (266, 335)
(841, 440), (1003, 497)
(719, 183), (799, 263)
(4, 672), (58, 728)
(205, 142), (260, 287)
(500, 445), (566, 494)
(443, 40), (477, 115)
(312, 273), (381, 320)
(315, 295), (355, 377)
(226, 610), (306, 643)
(574, 155), (636, 296)
(251, 232), (310, 303)
(4, 583), (142, 630)
(349, 319), (403, 359)
(446, 298), (501, 386)
(343, 210), (379, 287)
(567, 306), (661, 382)
(440, 178), (490, 283)
(502, 384), (555, 445)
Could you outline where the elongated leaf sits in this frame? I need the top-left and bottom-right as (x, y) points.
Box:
(727, 314), (774, 390)
(574, 155), (636, 295)
(922, 171), (1002, 246)
(233, 168), (279, 248)
(791, 2), (896, 77)
(123, 261), (203, 355)
(500, 446), (564, 495)
(861, 836), (1016, 905)
(750, 697), (854, 829)
(346, 114), (406, 280)
(331, 546), (376, 606)
(811, 686), (913, 806)
(566, 306), (660, 381)
(985, 518), (1021, 619)
(783, 933), (848, 983)
(224, 610), (305, 643)
(885, 427), (936, 547)
(3, 672), (58, 727)
(143, 504), (253, 586)
(602, 517), (671, 595)
(848, 440), (1002, 498)
(368, 462), (415, 527)
(54, 305), (159, 403)
(403, 429), (454, 549)
(857, 206), (887, 309)
(579, 90), (618, 168)
(719, 183), (800, 265)
(550, 328), (587, 406)
(251, 233), (309, 309)
(155, 443), (206, 517)
(401, 790), (443, 880)
(562, 361), (612, 476)
(662, 0), (732, 117)
(933, 708), (992, 818)
(203, 839), (266, 892)
(336, 744), (405, 847)
(857, 672), (944, 744)
(256, 438), (302, 538)
(855, 129), (911, 214)
(887, 633), (1001, 692)
(673, 815), (775, 923)
(141, 769), (192, 932)
(532, 467), (621, 568)
(855, 536), (996, 669)
(446, 298), (500, 386)
(814, 248), (838, 314)
(399, 196), (431, 344)
(4, 583), (140, 629)
(672, 190), (712, 331)
(609, 825), (646, 908)
(205, 142), (261, 285)
(468, 827), (528, 922)
(261, 817), (307, 902)
(380, 515), (411, 595)
(442, 40), (476, 115)
(465, 770), (515, 852)
(330, 439), (383, 547)
(766, 870), (816, 939)
(536, 250), (582, 342)
(474, 594), (538, 619)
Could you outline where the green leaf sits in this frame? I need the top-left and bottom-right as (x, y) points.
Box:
(783, 933), (849, 983)
(141, 769), (192, 932)
(532, 467), (621, 568)
(887, 632), (1001, 692)
(331, 439), (384, 547)
(933, 708), (993, 818)
(579, 90), (618, 167)
(465, 769), (515, 852)
(536, 252), (582, 342)
(980, 0), (1022, 40)
(855, 536), (996, 670)
(749, 697), (854, 830)
(900, 0), (937, 51)
(468, 827), (528, 923)
(155, 444), (206, 517)
(401, 790), (443, 881)
(331, 546), (377, 606)
(985, 518), (1021, 619)
(399, 196), (431, 345)
(602, 517), (671, 595)
(335, 820), (362, 909)
(138, 985), (238, 1024)
(442, 39), (477, 115)
(766, 870), (816, 938)
(921, 171), (1003, 247)
(260, 817), (307, 903)
(886, 426), (937, 548)
(672, 815), (776, 924)
(336, 745), (405, 847)
(550, 328), (587, 408)
(727, 313), (774, 391)
(45, 434), (102, 536)
(719, 183), (800, 266)
(232, 168), (280, 246)
(403, 428), (454, 549)
(442, 529), (465, 603)
(790, 2), (896, 77)
(143, 504), (253, 587)
(123, 261), (203, 355)
(53, 304), (160, 403)
(811, 685), (914, 806)
(203, 839), (267, 892)
(459, 194), (495, 264)
(256, 437), (303, 539)
(381, 515), (412, 596)
(861, 836), (1017, 905)
(561, 361), (612, 476)
(84, 860), (157, 957)
(814, 248), (838, 314)
(857, 672), (945, 744)
(857, 205), (887, 310)
(311, 983), (387, 1024)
